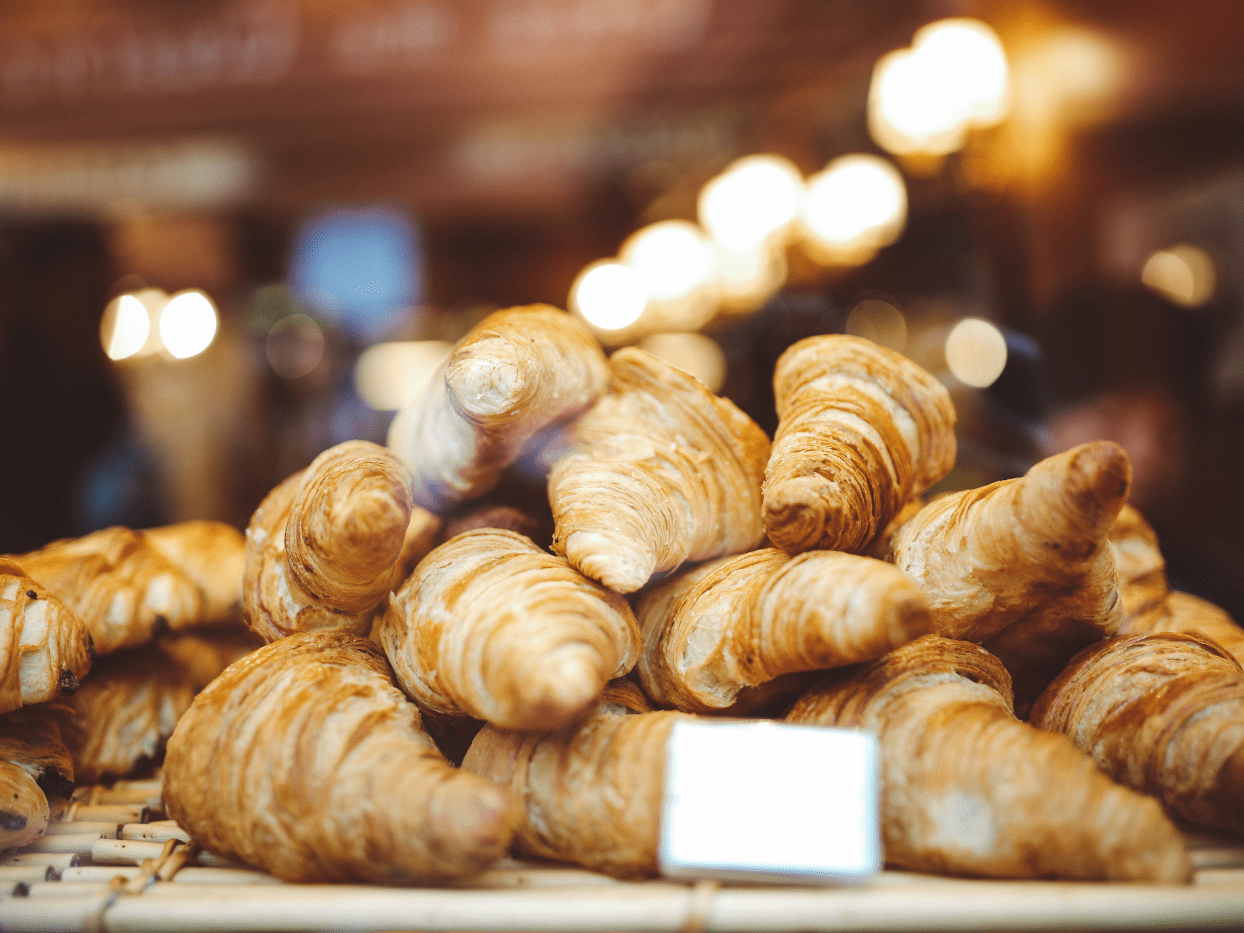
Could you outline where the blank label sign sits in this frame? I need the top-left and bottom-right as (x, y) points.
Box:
(658, 719), (881, 883)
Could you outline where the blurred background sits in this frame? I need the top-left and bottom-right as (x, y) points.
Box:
(2, 0), (1242, 615)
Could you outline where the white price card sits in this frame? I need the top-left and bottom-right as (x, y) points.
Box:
(658, 719), (881, 884)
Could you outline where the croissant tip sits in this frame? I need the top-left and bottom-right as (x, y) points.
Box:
(1061, 440), (1132, 524)
(429, 773), (517, 865)
(763, 476), (844, 552)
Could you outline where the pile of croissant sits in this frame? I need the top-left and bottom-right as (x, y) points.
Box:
(5, 303), (1244, 886)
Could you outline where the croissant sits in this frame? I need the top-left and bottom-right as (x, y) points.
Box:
(244, 440), (413, 644)
(462, 680), (681, 878)
(1108, 506), (1244, 661)
(0, 558), (92, 714)
(762, 335), (956, 554)
(378, 529), (640, 731)
(1031, 632), (1244, 835)
(548, 347), (770, 593)
(387, 305), (609, 512)
(144, 520), (246, 624)
(888, 441), (1131, 712)
(13, 527), (203, 654)
(0, 703), (74, 850)
(637, 548), (931, 713)
(62, 624), (257, 784)
(163, 631), (515, 884)
(787, 635), (1192, 882)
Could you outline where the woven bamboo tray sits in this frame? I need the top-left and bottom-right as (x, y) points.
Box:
(4, 778), (1244, 933)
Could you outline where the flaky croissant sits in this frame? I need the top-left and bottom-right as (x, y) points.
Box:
(387, 305), (609, 512)
(0, 703), (74, 850)
(762, 335), (956, 554)
(244, 440), (413, 644)
(637, 548), (931, 713)
(1109, 505), (1244, 662)
(548, 347), (770, 593)
(378, 529), (639, 731)
(462, 680), (681, 878)
(144, 520), (245, 625)
(164, 631), (515, 884)
(787, 635), (1192, 883)
(13, 527), (203, 654)
(62, 624), (256, 784)
(888, 441), (1130, 712)
(0, 558), (92, 714)
(1032, 632), (1244, 835)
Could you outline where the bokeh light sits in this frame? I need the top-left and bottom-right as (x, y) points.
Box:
(802, 155), (907, 263)
(1142, 245), (1215, 308)
(846, 297), (907, 353)
(101, 293), (152, 361)
(714, 242), (787, 314)
(158, 290), (218, 360)
(356, 340), (453, 411)
(869, 18), (1010, 157)
(945, 317), (1007, 387)
(639, 332), (727, 393)
(698, 155), (804, 249)
(621, 221), (717, 302)
(571, 260), (648, 331)
(265, 313), (325, 380)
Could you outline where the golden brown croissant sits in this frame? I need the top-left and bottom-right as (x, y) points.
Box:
(762, 335), (956, 554)
(462, 680), (682, 878)
(144, 520), (245, 624)
(787, 635), (1192, 882)
(244, 440), (413, 644)
(888, 441), (1131, 712)
(387, 305), (609, 512)
(13, 527), (203, 654)
(1108, 505), (1244, 661)
(0, 703), (74, 850)
(547, 347), (770, 593)
(0, 558), (92, 714)
(636, 548), (931, 713)
(377, 529), (640, 731)
(61, 624), (257, 784)
(164, 631), (516, 884)
(1031, 632), (1244, 835)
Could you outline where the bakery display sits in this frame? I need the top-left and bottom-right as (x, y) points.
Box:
(0, 557), (92, 714)
(636, 547), (931, 713)
(7, 308), (1243, 905)
(548, 346), (770, 593)
(787, 635), (1192, 882)
(1032, 631), (1244, 835)
(387, 305), (609, 512)
(888, 440), (1131, 712)
(163, 631), (516, 884)
(763, 334), (956, 554)
(377, 528), (639, 731)
(244, 439), (413, 643)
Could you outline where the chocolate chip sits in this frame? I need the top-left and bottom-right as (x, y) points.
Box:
(58, 669), (80, 696)
(25, 590), (36, 599)
(0, 810), (26, 831)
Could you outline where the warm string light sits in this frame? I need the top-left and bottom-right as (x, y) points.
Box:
(869, 18), (1010, 158)
(101, 288), (219, 361)
(355, 340), (452, 411)
(1142, 245), (1215, 308)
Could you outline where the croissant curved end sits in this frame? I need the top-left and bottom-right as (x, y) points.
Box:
(426, 771), (517, 869)
(508, 648), (607, 731)
(327, 475), (412, 579)
(763, 475), (845, 553)
(447, 342), (528, 419)
(563, 530), (654, 594)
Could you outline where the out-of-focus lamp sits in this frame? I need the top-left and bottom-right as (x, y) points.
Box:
(945, 317), (1007, 387)
(639, 332), (727, 393)
(802, 155), (907, 265)
(698, 155), (804, 250)
(571, 260), (649, 333)
(158, 290), (218, 360)
(1142, 245), (1215, 308)
(356, 340), (452, 411)
(621, 221), (719, 331)
(869, 18), (1010, 158)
